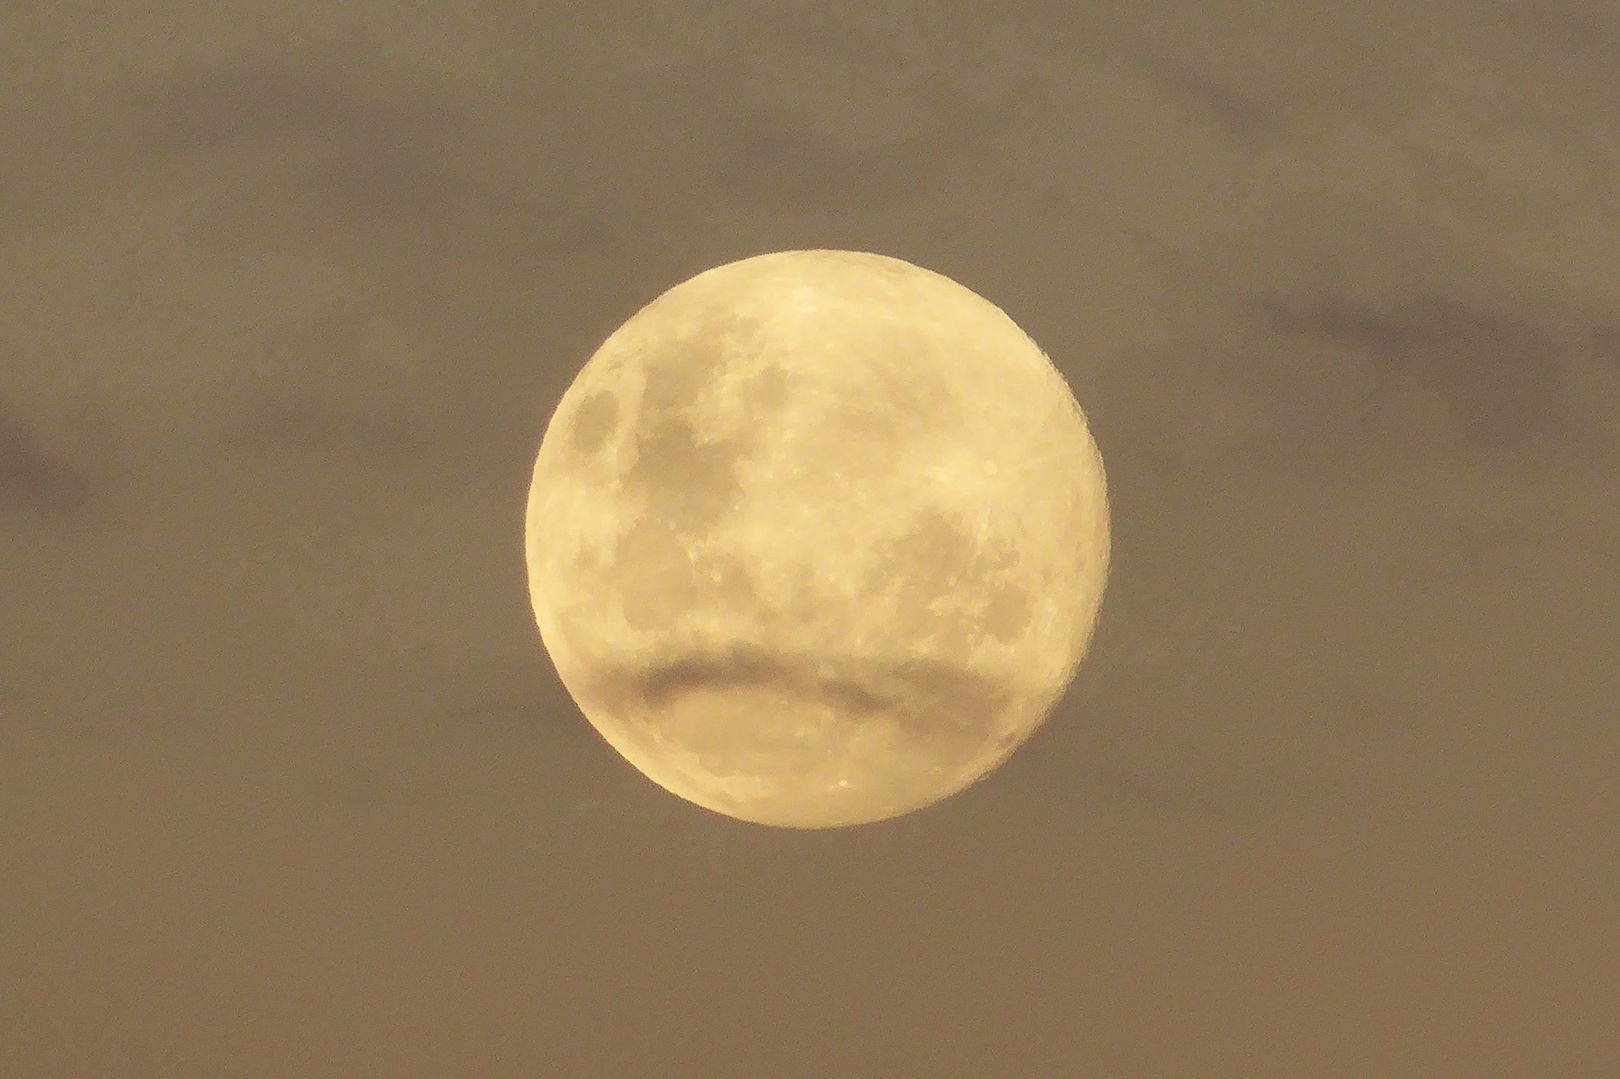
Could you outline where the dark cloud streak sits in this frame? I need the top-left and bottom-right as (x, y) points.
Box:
(1117, 41), (1282, 139)
(1246, 291), (1619, 466)
(227, 397), (456, 465)
(124, 57), (472, 157)
(0, 403), (102, 517)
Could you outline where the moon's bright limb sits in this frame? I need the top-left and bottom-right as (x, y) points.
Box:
(525, 250), (1109, 828)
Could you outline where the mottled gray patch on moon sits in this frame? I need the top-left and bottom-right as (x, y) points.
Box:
(742, 364), (792, 411)
(623, 416), (744, 536)
(569, 391), (618, 454)
(982, 585), (1031, 643)
(613, 518), (699, 632)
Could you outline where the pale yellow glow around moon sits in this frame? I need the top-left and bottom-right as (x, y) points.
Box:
(526, 250), (1108, 828)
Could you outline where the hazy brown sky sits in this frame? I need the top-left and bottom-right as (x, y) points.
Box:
(3, 3), (1617, 1076)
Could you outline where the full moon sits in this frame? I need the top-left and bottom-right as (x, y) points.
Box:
(525, 250), (1109, 828)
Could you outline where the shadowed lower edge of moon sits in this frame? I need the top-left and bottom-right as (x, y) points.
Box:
(556, 642), (1068, 827)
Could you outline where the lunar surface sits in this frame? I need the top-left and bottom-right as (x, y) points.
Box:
(525, 250), (1109, 827)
